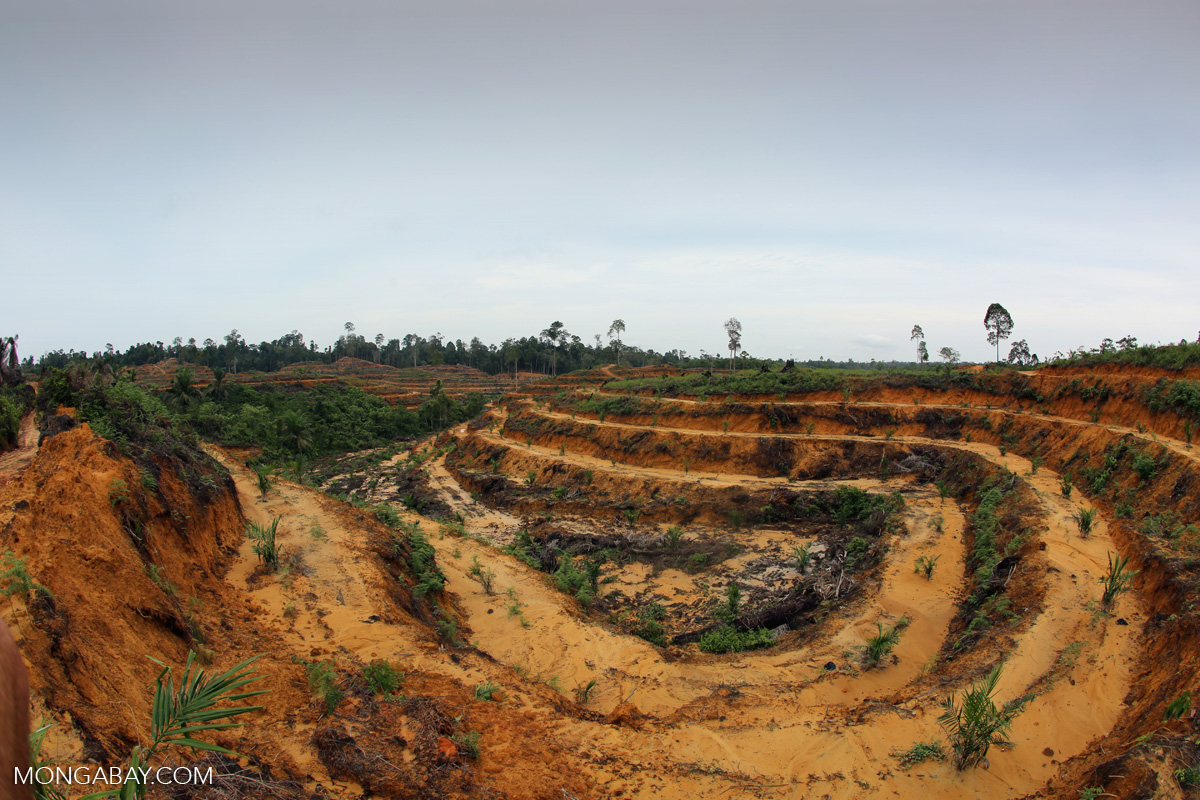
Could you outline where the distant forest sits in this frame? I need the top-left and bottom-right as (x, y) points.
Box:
(28, 323), (918, 376)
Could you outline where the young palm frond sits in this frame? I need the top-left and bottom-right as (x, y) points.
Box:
(1072, 508), (1098, 538)
(81, 653), (266, 800)
(253, 463), (272, 500)
(862, 622), (902, 668)
(247, 517), (283, 573)
(939, 664), (1015, 771)
(1100, 552), (1137, 610)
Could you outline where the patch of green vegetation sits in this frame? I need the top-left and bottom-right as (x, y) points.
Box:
(895, 740), (946, 768)
(363, 660), (405, 695)
(698, 625), (774, 654)
(408, 527), (445, 598)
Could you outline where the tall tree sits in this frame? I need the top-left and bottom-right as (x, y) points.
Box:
(224, 329), (243, 374)
(983, 303), (1014, 363)
(724, 317), (742, 373)
(938, 346), (961, 375)
(607, 319), (626, 367)
(540, 321), (568, 375)
(1007, 339), (1033, 366)
(910, 324), (928, 364)
(403, 333), (419, 367)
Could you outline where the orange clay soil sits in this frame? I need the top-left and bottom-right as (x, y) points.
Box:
(5, 365), (1200, 799)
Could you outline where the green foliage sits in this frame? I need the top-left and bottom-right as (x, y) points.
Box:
(247, 517), (283, 573)
(832, 486), (904, 530)
(914, 554), (940, 580)
(147, 563), (178, 596)
(2, 550), (50, 603)
(574, 679), (599, 705)
(895, 740), (946, 768)
(1164, 690), (1191, 721)
(1060, 473), (1073, 498)
(252, 463), (272, 500)
(92, 653), (266, 799)
(525, 469), (538, 487)
(1100, 552), (1137, 610)
(408, 528), (445, 598)
(305, 660), (343, 714)
(1072, 508), (1098, 538)
(1131, 449), (1159, 481)
(698, 625), (774, 654)
(862, 622), (902, 668)
(0, 384), (33, 450)
(1139, 512), (1198, 542)
(939, 664), (1017, 771)
(663, 525), (685, 549)
(109, 478), (131, 508)
(1176, 765), (1200, 788)
(791, 543), (811, 572)
(467, 555), (495, 595)
(28, 720), (68, 800)
(553, 554), (600, 607)
(714, 582), (742, 625)
(451, 730), (481, 759)
(362, 660), (405, 695)
(474, 681), (501, 701)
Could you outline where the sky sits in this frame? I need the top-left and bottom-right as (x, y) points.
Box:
(3, 0), (1198, 364)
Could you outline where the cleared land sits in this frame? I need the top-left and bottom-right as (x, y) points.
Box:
(3, 363), (1200, 799)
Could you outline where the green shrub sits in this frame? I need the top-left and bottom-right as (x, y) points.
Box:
(698, 626), (773, 654)
(363, 660), (405, 695)
(895, 740), (946, 768)
(306, 660), (343, 714)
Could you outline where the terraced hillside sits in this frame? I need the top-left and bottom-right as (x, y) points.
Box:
(409, 364), (1200, 798)
(130, 357), (538, 407)
(8, 362), (1200, 800)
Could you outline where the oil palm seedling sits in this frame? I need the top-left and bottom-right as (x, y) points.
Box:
(253, 463), (272, 500)
(862, 622), (902, 668)
(1100, 552), (1137, 610)
(939, 664), (1016, 771)
(99, 652), (266, 798)
(915, 554), (940, 580)
(1073, 508), (1098, 538)
(247, 517), (283, 573)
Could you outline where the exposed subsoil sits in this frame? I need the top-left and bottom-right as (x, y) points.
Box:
(6, 365), (1200, 799)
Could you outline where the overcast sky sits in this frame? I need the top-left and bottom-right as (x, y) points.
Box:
(3, 0), (1198, 364)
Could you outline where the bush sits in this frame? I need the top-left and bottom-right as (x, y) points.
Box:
(363, 660), (404, 695)
(306, 660), (343, 714)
